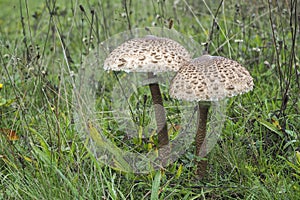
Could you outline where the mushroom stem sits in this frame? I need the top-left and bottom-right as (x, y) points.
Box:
(195, 102), (210, 178)
(147, 72), (169, 147)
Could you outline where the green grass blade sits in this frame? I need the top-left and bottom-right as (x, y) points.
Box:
(150, 171), (161, 200)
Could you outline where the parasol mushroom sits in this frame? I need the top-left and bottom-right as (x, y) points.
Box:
(104, 35), (191, 148)
(169, 54), (254, 177)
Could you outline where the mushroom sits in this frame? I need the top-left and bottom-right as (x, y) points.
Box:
(104, 35), (191, 148)
(169, 54), (254, 177)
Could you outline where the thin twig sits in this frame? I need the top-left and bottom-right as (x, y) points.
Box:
(204, 0), (224, 54)
(123, 0), (132, 32)
(268, 1), (283, 95)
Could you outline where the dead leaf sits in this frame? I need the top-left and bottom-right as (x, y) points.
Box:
(271, 118), (282, 130)
(0, 128), (19, 141)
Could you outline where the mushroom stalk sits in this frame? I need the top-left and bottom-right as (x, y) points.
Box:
(195, 102), (210, 178)
(147, 72), (169, 147)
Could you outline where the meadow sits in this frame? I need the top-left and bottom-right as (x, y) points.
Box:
(0, 0), (299, 199)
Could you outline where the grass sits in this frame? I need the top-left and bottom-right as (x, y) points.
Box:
(0, 0), (299, 199)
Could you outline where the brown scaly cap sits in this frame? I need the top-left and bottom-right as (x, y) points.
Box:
(104, 35), (191, 73)
(169, 55), (254, 101)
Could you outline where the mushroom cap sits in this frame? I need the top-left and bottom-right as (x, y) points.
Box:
(169, 55), (254, 101)
(103, 35), (191, 73)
